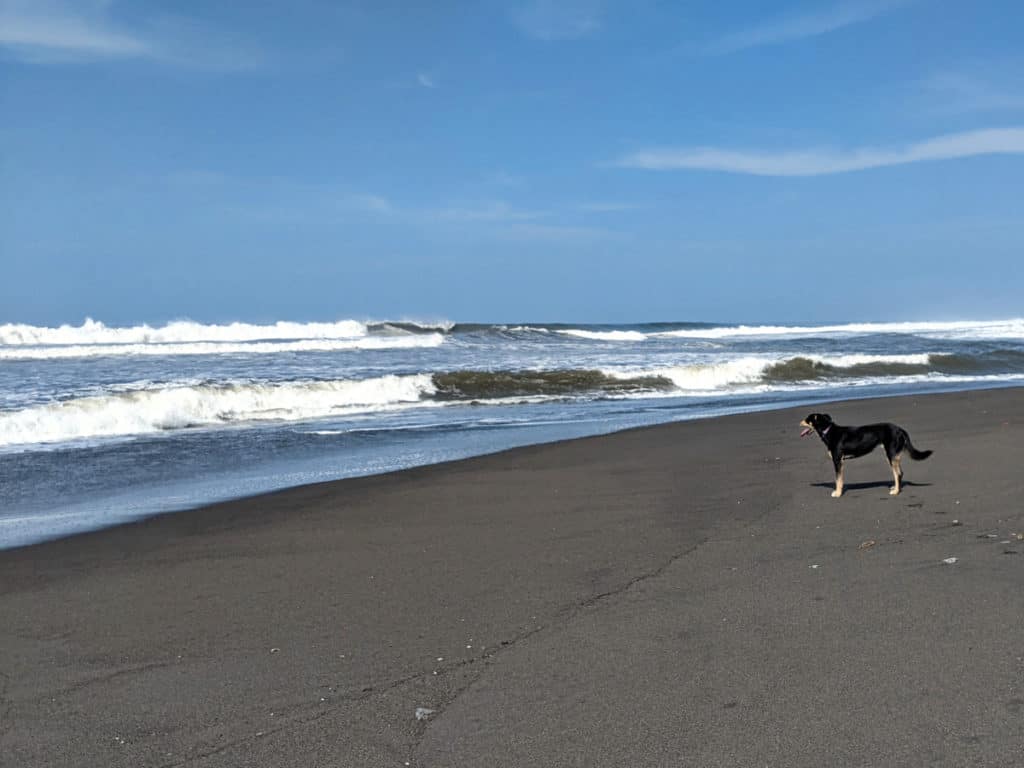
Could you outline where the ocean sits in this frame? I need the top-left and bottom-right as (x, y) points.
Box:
(2, 317), (1023, 548)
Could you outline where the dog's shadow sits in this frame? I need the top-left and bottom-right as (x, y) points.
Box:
(811, 480), (932, 491)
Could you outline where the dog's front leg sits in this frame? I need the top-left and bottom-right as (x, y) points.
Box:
(832, 457), (844, 498)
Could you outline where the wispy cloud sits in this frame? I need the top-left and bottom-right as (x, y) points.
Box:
(495, 222), (620, 243)
(0, 0), (152, 60)
(615, 127), (1024, 176)
(431, 201), (547, 222)
(340, 193), (394, 214)
(416, 72), (437, 89)
(707, 0), (905, 54)
(0, 0), (261, 69)
(923, 71), (1024, 114)
(575, 201), (640, 213)
(511, 0), (602, 41)
(163, 168), (614, 242)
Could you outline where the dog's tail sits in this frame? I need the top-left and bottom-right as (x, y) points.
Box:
(904, 432), (932, 461)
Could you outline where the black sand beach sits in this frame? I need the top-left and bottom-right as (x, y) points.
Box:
(2, 387), (1022, 767)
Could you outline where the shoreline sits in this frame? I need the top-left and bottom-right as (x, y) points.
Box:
(4, 380), (1022, 552)
(2, 387), (1022, 766)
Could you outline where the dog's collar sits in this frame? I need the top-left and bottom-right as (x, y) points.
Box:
(821, 425), (831, 436)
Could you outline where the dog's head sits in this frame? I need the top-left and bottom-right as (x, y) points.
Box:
(800, 413), (833, 437)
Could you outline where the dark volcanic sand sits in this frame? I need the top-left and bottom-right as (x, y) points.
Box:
(2, 388), (1022, 767)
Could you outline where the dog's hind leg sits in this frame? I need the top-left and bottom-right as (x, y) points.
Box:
(832, 459), (845, 498)
(889, 454), (903, 495)
(885, 437), (905, 495)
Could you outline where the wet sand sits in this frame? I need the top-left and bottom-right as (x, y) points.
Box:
(2, 387), (1022, 767)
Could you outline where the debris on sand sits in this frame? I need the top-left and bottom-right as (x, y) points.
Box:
(415, 707), (436, 721)
(942, 557), (958, 565)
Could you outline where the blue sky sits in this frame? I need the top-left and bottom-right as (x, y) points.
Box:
(2, 0), (1023, 325)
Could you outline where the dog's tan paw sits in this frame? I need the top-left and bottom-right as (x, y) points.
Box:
(889, 488), (900, 495)
(831, 490), (842, 498)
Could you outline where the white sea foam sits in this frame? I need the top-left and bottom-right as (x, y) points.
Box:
(552, 319), (1024, 342)
(605, 357), (771, 390)
(381, 320), (456, 333)
(0, 318), (369, 346)
(0, 375), (436, 448)
(1, 350), (1018, 449)
(558, 329), (648, 341)
(603, 353), (942, 391)
(650, 319), (1024, 340)
(804, 353), (935, 366)
(0, 334), (445, 360)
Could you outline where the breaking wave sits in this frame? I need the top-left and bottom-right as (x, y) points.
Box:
(0, 375), (436, 448)
(762, 351), (1024, 381)
(557, 329), (648, 342)
(648, 319), (1024, 341)
(0, 334), (444, 360)
(370, 320), (456, 334)
(488, 319), (1024, 342)
(3, 351), (1022, 449)
(605, 359), (770, 390)
(0, 318), (371, 346)
(7, 317), (1024, 353)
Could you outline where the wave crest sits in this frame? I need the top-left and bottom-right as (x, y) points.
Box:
(0, 334), (445, 360)
(650, 319), (1024, 340)
(0, 318), (370, 346)
(4, 351), (1023, 449)
(0, 375), (436, 448)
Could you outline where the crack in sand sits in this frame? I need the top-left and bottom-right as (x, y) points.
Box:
(401, 535), (719, 766)
(153, 708), (338, 768)
(152, 637), (546, 768)
(57, 660), (177, 697)
(155, 505), (772, 766)
(151, 617), (558, 767)
(147, 506), (772, 766)
(400, 495), (787, 766)
(576, 538), (710, 610)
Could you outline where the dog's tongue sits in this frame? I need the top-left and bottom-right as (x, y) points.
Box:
(800, 427), (812, 437)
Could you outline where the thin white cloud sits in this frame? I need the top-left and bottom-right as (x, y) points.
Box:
(488, 171), (527, 188)
(923, 72), (1024, 114)
(416, 72), (437, 89)
(342, 194), (394, 214)
(511, 0), (602, 41)
(432, 201), (547, 222)
(0, 0), (152, 59)
(0, 0), (261, 69)
(616, 127), (1024, 177)
(708, 0), (905, 54)
(575, 201), (639, 213)
(159, 171), (614, 241)
(496, 222), (620, 243)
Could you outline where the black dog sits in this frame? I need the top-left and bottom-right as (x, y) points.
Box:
(800, 413), (932, 497)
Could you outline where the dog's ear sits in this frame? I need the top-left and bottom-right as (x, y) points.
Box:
(820, 414), (833, 425)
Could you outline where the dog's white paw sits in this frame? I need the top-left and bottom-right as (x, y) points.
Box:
(831, 490), (842, 498)
(889, 487), (899, 495)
